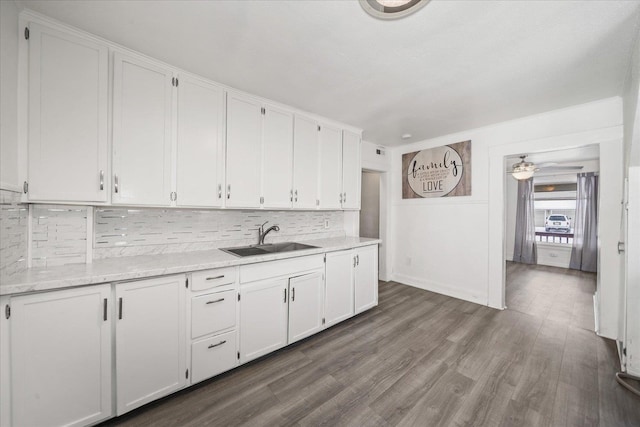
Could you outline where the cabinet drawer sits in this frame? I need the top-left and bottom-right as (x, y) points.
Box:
(191, 267), (237, 291)
(191, 290), (236, 339)
(191, 331), (237, 384)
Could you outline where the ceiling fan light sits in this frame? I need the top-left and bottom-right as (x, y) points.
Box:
(512, 169), (535, 180)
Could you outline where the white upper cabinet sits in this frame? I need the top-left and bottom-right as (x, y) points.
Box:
(27, 22), (108, 203)
(225, 93), (262, 208)
(318, 124), (343, 209)
(292, 115), (319, 209)
(112, 52), (173, 206)
(261, 105), (294, 209)
(175, 75), (225, 207)
(342, 130), (361, 210)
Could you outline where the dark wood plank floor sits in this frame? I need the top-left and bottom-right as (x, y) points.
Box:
(101, 264), (640, 427)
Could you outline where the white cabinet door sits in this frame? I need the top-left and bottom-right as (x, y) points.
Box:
(27, 23), (108, 203)
(355, 245), (378, 314)
(262, 105), (294, 209)
(292, 115), (319, 209)
(288, 271), (324, 343)
(318, 125), (343, 209)
(10, 285), (112, 427)
(176, 75), (225, 207)
(342, 131), (361, 210)
(239, 278), (288, 363)
(226, 93), (262, 208)
(115, 276), (186, 415)
(113, 52), (173, 206)
(325, 250), (355, 327)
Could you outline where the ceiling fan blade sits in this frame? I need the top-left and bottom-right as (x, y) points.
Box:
(537, 165), (583, 171)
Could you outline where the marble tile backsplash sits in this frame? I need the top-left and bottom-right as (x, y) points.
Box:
(0, 190), (28, 277)
(93, 208), (345, 259)
(31, 205), (87, 268)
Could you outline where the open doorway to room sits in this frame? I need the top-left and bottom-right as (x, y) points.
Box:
(360, 171), (380, 239)
(504, 145), (600, 328)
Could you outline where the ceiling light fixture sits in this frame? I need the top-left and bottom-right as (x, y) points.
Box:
(401, 133), (412, 139)
(359, 0), (430, 20)
(511, 155), (537, 180)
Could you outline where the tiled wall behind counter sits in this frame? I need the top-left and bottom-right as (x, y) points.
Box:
(0, 190), (28, 276)
(93, 208), (345, 259)
(32, 205), (87, 268)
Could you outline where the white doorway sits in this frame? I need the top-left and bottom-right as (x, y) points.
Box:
(360, 171), (380, 239)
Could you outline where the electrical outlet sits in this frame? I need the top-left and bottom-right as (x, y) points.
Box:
(324, 219), (330, 229)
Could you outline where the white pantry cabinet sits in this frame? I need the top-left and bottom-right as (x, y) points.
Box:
(341, 130), (362, 210)
(112, 52), (174, 206)
(354, 244), (378, 314)
(288, 271), (324, 343)
(225, 93), (263, 208)
(318, 124), (343, 209)
(115, 275), (186, 415)
(175, 75), (225, 207)
(27, 22), (108, 203)
(9, 285), (112, 427)
(262, 105), (294, 209)
(239, 278), (289, 363)
(292, 115), (320, 209)
(325, 250), (355, 327)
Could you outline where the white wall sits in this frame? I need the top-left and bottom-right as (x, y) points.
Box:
(389, 97), (625, 339)
(0, 0), (20, 191)
(623, 30), (640, 170)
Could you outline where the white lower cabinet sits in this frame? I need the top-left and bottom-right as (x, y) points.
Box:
(8, 285), (112, 427)
(325, 250), (355, 327)
(325, 244), (379, 324)
(115, 276), (187, 415)
(191, 330), (237, 384)
(288, 272), (324, 343)
(188, 267), (239, 385)
(354, 245), (379, 314)
(239, 278), (289, 363)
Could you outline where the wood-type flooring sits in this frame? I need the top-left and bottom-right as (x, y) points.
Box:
(101, 262), (640, 426)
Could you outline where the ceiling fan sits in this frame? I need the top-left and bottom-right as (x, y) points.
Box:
(509, 155), (583, 180)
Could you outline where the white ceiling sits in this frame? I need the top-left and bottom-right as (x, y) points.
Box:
(16, 0), (640, 146)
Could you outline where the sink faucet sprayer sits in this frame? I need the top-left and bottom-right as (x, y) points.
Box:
(258, 221), (280, 245)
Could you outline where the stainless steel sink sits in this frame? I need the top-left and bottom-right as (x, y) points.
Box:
(220, 242), (318, 257)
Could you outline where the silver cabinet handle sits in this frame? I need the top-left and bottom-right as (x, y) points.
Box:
(353, 256), (357, 268)
(206, 275), (225, 281)
(294, 189), (298, 202)
(284, 288), (287, 303)
(218, 184), (222, 199)
(99, 170), (104, 191)
(114, 175), (119, 194)
(205, 298), (224, 305)
(344, 192), (347, 203)
(290, 189), (293, 202)
(103, 298), (108, 321)
(356, 254), (359, 266)
(227, 184), (231, 199)
(339, 193), (343, 203)
(291, 287), (295, 302)
(118, 297), (123, 319)
(208, 340), (227, 349)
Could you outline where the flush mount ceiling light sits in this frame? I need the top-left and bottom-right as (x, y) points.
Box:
(359, 0), (430, 20)
(510, 156), (537, 180)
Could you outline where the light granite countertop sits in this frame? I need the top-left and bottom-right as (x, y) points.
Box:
(0, 237), (380, 296)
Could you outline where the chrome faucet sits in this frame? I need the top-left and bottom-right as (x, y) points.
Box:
(258, 221), (280, 245)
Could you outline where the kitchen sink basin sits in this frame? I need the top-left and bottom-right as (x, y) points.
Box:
(220, 242), (318, 257)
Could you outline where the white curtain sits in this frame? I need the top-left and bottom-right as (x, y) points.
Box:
(513, 178), (537, 264)
(570, 172), (598, 272)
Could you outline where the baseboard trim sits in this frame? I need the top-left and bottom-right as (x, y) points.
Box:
(391, 273), (487, 306)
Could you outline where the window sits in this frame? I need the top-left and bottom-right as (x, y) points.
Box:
(534, 182), (576, 245)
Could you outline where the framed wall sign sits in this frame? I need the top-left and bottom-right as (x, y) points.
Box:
(401, 140), (471, 199)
